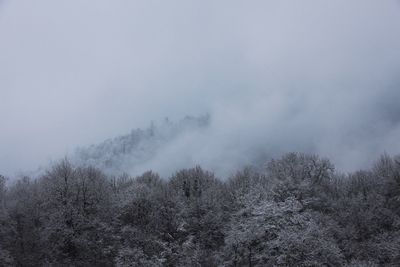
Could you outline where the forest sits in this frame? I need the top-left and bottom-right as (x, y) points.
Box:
(1, 152), (400, 266)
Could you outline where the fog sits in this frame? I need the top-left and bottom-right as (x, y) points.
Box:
(1, 0), (400, 177)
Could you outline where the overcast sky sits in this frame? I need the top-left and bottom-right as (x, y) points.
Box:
(1, 0), (400, 177)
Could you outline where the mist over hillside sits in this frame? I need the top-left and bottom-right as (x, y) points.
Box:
(72, 94), (400, 179)
(74, 115), (211, 176)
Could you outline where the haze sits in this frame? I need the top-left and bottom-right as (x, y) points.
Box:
(1, 0), (400, 177)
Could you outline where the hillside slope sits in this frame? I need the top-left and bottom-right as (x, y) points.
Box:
(74, 115), (210, 175)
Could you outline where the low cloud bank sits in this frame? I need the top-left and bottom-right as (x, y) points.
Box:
(1, 0), (400, 177)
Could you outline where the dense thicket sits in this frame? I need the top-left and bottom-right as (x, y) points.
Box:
(1, 152), (400, 266)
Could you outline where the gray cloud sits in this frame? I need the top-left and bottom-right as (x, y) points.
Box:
(1, 0), (400, 177)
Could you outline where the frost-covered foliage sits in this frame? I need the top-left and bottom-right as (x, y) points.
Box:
(1, 152), (400, 266)
(74, 115), (210, 175)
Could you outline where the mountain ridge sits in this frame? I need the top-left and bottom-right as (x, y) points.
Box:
(73, 114), (211, 176)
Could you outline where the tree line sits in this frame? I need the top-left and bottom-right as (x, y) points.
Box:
(1, 152), (400, 266)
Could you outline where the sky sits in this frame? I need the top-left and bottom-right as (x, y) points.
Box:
(1, 0), (400, 177)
